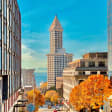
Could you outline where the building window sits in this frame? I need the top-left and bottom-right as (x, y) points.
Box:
(79, 80), (84, 84)
(91, 72), (97, 74)
(100, 72), (106, 75)
(79, 72), (83, 75)
(9, 0), (12, 5)
(0, 0), (1, 10)
(12, 21), (15, 33)
(4, 24), (7, 44)
(3, 0), (7, 18)
(9, 32), (12, 48)
(98, 61), (105, 67)
(4, 50), (7, 71)
(89, 61), (95, 67)
(80, 62), (85, 67)
(2, 75), (8, 100)
(9, 11), (12, 27)
(9, 75), (11, 96)
(0, 47), (1, 70)
(0, 18), (1, 40)
(9, 54), (12, 72)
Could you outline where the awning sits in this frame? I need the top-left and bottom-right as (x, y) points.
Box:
(14, 104), (26, 107)
(17, 99), (28, 102)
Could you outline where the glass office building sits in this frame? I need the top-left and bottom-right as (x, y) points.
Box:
(0, 0), (21, 111)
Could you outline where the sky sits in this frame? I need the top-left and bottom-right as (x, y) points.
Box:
(17, 0), (107, 72)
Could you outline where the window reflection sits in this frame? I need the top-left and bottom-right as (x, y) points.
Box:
(4, 24), (7, 44)
(0, 0), (1, 10)
(0, 47), (1, 70)
(0, 18), (1, 40)
(9, 32), (12, 48)
(9, 54), (11, 72)
(4, 0), (7, 18)
(9, 11), (12, 27)
(4, 50), (7, 71)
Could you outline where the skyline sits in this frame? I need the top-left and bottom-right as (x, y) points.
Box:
(18, 0), (107, 72)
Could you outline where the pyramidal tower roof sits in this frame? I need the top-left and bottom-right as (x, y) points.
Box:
(49, 16), (63, 32)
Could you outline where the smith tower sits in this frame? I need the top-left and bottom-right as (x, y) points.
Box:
(50, 16), (63, 53)
(47, 16), (73, 88)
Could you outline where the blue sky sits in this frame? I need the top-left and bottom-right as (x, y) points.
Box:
(18, 0), (107, 72)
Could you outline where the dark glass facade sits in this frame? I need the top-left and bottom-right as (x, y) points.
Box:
(0, 0), (21, 103)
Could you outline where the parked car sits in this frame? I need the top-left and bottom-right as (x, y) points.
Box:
(55, 107), (61, 111)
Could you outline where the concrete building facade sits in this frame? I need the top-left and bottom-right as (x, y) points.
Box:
(21, 69), (36, 91)
(56, 76), (63, 89)
(63, 52), (107, 110)
(47, 16), (73, 88)
(0, 0), (21, 111)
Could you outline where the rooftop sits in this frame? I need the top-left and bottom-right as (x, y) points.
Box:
(49, 16), (63, 32)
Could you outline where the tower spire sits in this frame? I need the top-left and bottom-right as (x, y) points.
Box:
(49, 16), (63, 32)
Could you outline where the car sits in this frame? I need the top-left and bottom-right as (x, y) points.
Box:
(55, 107), (61, 111)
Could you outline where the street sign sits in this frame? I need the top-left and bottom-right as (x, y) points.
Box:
(27, 103), (35, 112)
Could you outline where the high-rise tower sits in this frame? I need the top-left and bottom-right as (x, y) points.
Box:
(0, 0), (21, 111)
(50, 16), (63, 53)
(47, 16), (73, 88)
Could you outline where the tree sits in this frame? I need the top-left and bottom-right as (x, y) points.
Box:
(40, 82), (47, 94)
(69, 75), (112, 111)
(27, 88), (45, 112)
(47, 86), (57, 91)
(45, 90), (59, 104)
(40, 82), (47, 89)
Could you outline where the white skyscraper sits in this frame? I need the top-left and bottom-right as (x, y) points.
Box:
(47, 16), (73, 88)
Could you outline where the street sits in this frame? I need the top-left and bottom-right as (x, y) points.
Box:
(38, 108), (65, 112)
(38, 104), (66, 112)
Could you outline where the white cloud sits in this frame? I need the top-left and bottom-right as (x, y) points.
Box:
(22, 44), (47, 72)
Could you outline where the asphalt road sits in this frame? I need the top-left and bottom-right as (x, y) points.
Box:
(38, 108), (66, 112)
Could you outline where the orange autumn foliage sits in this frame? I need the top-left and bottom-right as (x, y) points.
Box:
(40, 82), (47, 89)
(69, 75), (112, 111)
(45, 90), (59, 103)
(27, 88), (45, 112)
